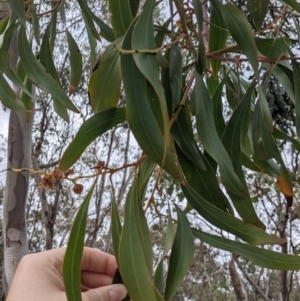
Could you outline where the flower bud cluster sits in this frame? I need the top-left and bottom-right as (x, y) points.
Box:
(39, 168), (75, 190)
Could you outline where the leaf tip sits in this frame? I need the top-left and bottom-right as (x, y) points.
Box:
(180, 179), (186, 186)
(92, 57), (101, 72)
(277, 174), (293, 207)
(68, 85), (77, 96)
(285, 195), (293, 207)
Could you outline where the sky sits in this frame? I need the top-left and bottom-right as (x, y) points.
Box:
(0, 111), (9, 137)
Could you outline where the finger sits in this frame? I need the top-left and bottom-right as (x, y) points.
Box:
(82, 284), (127, 301)
(81, 248), (118, 276)
(81, 271), (113, 289)
(18, 248), (67, 277)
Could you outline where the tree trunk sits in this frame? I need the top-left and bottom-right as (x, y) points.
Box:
(2, 6), (34, 294)
(3, 111), (33, 293)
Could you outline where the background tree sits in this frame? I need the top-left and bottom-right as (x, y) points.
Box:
(0, 2), (34, 293)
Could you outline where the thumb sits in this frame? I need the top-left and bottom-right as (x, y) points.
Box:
(82, 284), (127, 301)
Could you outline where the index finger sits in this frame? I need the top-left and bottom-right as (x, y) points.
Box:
(81, 247), (118, 277)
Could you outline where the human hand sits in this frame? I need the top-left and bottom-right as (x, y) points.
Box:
(6, 247), (127, 301)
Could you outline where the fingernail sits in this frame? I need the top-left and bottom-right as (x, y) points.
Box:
(109, 285), (126, 301)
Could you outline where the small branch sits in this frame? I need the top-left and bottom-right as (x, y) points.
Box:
(90, 128), (116, 247)
(169, 69), (195, 128)
(69, 154), (147, 183)
(173, 0), (195, 53)
(37, 0), (60, 16)
(39, 160), (59, 169)
(206, 44), (239, 56)
(234, 256), (271, 301)
(31, 151), (53, 249)
(229, 256), (246, 301)
(115, 33), (186, 54)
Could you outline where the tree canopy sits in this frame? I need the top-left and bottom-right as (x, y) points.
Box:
(2, 0), (300, 300)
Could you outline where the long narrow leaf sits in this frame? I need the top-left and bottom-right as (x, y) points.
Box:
(49, 5), (57, 52)
(30, 2), (40, 45)
(137, 157), (156, 199)
(192, 0), (206, 73)
(132, 0), (170, 145)
(20, 76), (33, 122)
(176, 145), (232, 213)
(279, 0), (300, 13)
(247, 0), (269, 30)
(66, 30), (83, 95)
(169, 43), (182, 111)
(222, 83), (265, 228)
(63, 183), (96, 301)
(90, 13), (115, 42)
(0, 15), (9, 35)
(195, 72), (247, 198)
(119, 181), (157, 301)
(89, 42), (121, 113)
(111, 197), (122, 264)
(193, 229), (300, 270)
(135, 164), (154, 273)
(171, 105), (205, 170)
(273, 65), (295, 103)
(256, 37), (291, 68)
(18, 26), (79, 113)
(129, 0), (140, 17)
(111, 198), (130, 301)
(0, 73), (26, 111)
(109, 0), (133, 38)
(4, 64), (31, 97)
(182, 183), (286, 246)
(252, 88), (293, 205)
(6, 0), (26, 25)
(209, 2), (228, 77)
(121, 17), (184, 183)
(164, 207), (194, 301)
(210, 76), (226, 136)
(76, 0), (100, 41)
(76, 0), (99, 64)
(154, 259), (164, 295)
(274, 127), (300, 153)
(0, 18), (19, 72)
(154, 208), (174, 295)
(40, 23), (69, 122)
(291, 50), (300, 141)
(210, 0), (258, 75)
(59, 108), (126, 171)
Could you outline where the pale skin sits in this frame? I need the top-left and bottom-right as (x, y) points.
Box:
(6, 247), (127, 301)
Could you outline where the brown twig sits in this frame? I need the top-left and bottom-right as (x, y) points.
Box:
(169, 69), (195, 129)
(37, 0), (60, 16)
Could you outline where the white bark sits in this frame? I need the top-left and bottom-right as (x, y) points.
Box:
(2, 4), (34, 293)
(3, 110), (33, 292)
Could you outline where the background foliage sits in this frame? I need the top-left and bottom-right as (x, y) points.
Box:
(2, 0), (300, 300)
